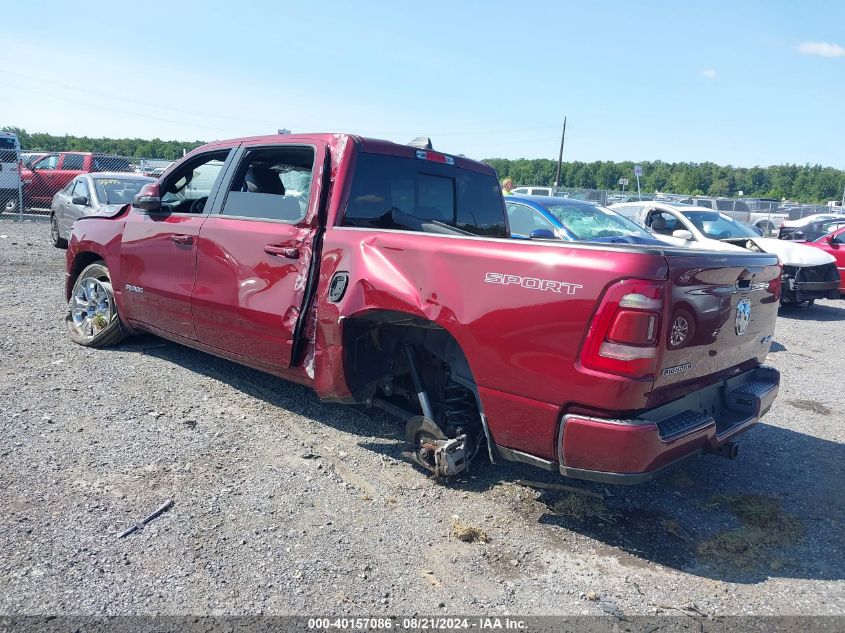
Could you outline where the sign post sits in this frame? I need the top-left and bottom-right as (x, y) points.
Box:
(618, 177), (629, 194)
(634, 165), (643, 200)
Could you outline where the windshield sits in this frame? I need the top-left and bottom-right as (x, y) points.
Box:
(93, 177), (153, 205)
(544, 203), (654, 241)
(681, 211), (758, 239)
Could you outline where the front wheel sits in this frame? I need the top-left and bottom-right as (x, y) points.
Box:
(65, 262), (126, 347)
(50, 214), (68, 248)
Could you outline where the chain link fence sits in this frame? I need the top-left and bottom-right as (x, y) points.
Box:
(7, 151), (174, 216)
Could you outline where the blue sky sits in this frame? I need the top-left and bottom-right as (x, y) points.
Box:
(1, 0), (843, 167)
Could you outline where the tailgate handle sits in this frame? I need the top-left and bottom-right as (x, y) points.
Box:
(264, 244), (299, 259)
(736, 278), (752, 291)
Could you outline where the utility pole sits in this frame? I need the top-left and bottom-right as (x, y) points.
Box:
(554, 117), (566, 188)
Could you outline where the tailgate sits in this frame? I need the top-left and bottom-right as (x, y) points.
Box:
(653, 251), (780, 393)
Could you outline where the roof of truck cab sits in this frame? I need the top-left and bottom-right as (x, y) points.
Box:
(194, 133), (496, 175)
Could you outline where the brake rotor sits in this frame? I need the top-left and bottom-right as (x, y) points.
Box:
(404, 415), (446, 473)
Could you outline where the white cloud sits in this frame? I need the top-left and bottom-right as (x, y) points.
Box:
(701, 69), (717, 79)
(796, 41), (845, 57)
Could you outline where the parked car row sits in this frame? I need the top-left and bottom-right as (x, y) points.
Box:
(19, 151), (133, 210)
(609, 201), (842, 305)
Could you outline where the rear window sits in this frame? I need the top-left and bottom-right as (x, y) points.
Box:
(342, 153), (506, 237)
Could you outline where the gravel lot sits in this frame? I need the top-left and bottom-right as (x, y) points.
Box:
(0, 216), (843, 617)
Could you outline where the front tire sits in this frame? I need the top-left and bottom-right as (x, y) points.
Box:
(65, 262), (126, 347)
(50, 214), (68, 248)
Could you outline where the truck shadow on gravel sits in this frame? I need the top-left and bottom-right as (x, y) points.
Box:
(778, 302), (845, 321)
(113, 335), (844, 586)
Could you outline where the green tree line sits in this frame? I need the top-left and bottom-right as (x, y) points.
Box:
(485, 158), (845, 204)
(3, 127), (205, 161)
(4, 127), (843, 203)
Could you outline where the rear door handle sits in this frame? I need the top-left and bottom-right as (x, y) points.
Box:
(170, 234), (194, 245)
(264, 244), (299, 259)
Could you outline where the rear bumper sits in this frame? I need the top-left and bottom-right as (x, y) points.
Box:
(557, 365), (779, 484)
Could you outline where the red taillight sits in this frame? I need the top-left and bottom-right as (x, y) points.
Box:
(580, 279), (664, 379)
(607, 310), (658, 345)
(769, 266), (783, 298)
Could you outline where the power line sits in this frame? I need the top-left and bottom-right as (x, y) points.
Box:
(4, 82), (242, 134)
(0, 67), (278, 128)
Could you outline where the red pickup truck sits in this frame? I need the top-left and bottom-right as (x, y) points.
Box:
(64, 134), (782, 483)
(22, 152), (131, 209)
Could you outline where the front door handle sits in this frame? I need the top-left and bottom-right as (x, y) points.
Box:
(264, 244), (299, 259)
(170, 234), (194, 245)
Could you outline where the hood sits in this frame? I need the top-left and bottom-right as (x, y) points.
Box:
(749, 237), (835, 266)
(652, 234), (749, 252)
(85, 203), (131, 220)
(590, 234), (668, 246)
(723, 237), (836, 266)
(782, 214), (845, 228)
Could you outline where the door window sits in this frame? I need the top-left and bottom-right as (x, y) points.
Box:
(160, 150), (230, 214)
(647, 211), (679, 235)
(71, 179), (90, 201)
(62, 154), (85, 170)
(506, 202), (555, 236)
(33, 155), (59, 170)
(221, 146), (314, 222)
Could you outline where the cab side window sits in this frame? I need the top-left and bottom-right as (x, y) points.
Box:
(71, 180), (90, 201)
(62, 154), (84, 170)
(160, 150), (230, 214)
(221, 147), (314, 223)
(34, 155), (59, 170)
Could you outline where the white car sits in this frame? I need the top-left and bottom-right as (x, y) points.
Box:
(610, 202), (841, 306)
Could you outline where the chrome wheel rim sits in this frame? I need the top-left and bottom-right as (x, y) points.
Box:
(670, 316), (689, 347)
(70, 277), (113, 338)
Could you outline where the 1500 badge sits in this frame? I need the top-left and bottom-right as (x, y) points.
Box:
(661, 363), (692, 376)
(484, 272), (582, 295)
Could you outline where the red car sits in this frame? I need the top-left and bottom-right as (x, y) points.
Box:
(64, 133), (781, 484)
(806, 226), (845, 296)
(21, 152), (131, 209)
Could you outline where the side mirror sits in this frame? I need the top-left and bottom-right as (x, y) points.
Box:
(530, 228), (557, 240)
(672, 229), (693, 240)
(133, 182), (162, 213)
(71, 195), (89, 206)
(751, 225), (764, 236)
